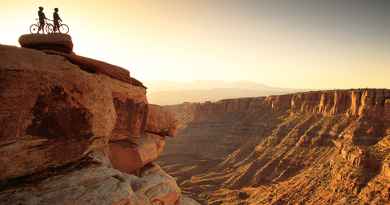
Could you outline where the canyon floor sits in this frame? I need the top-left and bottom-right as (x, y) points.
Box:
(159, 92), (390, 205)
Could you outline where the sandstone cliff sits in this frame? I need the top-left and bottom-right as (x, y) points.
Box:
(160, 90), (390, 204)
(0, 34), (199, 205)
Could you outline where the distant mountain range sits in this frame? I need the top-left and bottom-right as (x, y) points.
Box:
(145, 80), (307, 105)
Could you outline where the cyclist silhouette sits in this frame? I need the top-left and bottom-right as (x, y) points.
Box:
(37, 6), (47, 34)
(53, 8), (62, 33)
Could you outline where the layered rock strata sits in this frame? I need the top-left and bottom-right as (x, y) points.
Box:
(0, 34), (198, 205)
(160, 89), (389, 204)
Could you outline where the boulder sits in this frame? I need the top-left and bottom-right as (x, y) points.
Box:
(178, 196), (201, 205)
(136, 163), (182, 205)
(146, 104), (178, 137)
(0, 165), (147, 205)
(109, 134), (165, 174)
(0, 151), (198, 205)
(0, 152), (150, 205)
(19, 34), (73, 53)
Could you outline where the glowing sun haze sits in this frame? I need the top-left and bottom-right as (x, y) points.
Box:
(2, 0), (389, 89)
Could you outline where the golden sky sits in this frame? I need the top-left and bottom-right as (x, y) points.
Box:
(2, 0), (389, 89)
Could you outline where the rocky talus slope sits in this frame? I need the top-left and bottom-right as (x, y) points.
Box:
(160, 90), (390, 204)
(0, 34), (199, 205)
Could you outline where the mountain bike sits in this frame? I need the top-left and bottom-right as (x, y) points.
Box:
(51, 21), (69, 34)
(30, 19), (69, 34)
(29, 19), (52, 34)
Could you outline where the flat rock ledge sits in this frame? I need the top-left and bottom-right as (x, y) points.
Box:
(17, 34), (145, 87)
(19, 34), (73, 54)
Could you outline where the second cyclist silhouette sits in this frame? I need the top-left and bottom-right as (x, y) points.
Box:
(53, 8), (62, 33)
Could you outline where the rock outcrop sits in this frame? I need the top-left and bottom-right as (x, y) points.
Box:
(18, 34), (143, 86)
(0, 34), (199, 205)
(109, 133), (165, 174)
(146, 104), (178, 137)
(0, 153), (185, 205)
(160, 89), (389, 204)
(19, 34), (73, 53)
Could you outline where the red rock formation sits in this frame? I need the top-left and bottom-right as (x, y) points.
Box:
(111, 91), (148, 140)
(138, 163), (182, 205)
(19, 34), (145, 87)
(146, 104), (178, 137)
(109, 134), (165, 174)
(61, 53), (138, 86)
(0, 44), (118, 181)
(160, 89), (389, 204)
(19, 34), (73, 53)
(263, 89), (390, 117)
(0, 36), (199, 205)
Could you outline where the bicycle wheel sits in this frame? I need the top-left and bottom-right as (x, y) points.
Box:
(45, 23), (54, 34)
(29, 24), (39, 34)
(59, 24), (69, 34)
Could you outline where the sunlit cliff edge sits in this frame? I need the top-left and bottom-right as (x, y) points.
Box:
(1, 33), (388, 205)
(0, 34), (199, 205)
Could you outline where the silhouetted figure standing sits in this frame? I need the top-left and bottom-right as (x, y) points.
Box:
(53, 8), (62, 33)
(38, 7), (47, 34)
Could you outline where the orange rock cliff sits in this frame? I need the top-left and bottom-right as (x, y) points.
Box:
(160, 89), (389, 204)
(0, 34), (199, 205)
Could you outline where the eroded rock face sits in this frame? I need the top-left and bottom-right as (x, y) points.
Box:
(111, 92), (148, 140)
(0, 39), (198, 205)
(137, 163), (182, 205)
(0, 153), (182, 205)
(0, 45), (117, 181)
(26, 86), (93, 139)
(0, 163), (147, 205)
(146, 104), (178, 137)
(179, 196), (202, 205)
(160, 89), (389, 204)
(109, 134), (165, 174)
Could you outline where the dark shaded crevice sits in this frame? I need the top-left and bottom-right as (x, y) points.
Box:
(26, 86), (93, 140)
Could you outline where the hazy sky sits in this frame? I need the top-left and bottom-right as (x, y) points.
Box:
(2, 0), (389, 89)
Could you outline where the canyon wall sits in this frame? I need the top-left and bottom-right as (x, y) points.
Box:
(160, 89), (389, 204)
(0, 34), (199, 205)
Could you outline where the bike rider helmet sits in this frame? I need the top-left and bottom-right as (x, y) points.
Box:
(54, 8), (59, 11)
